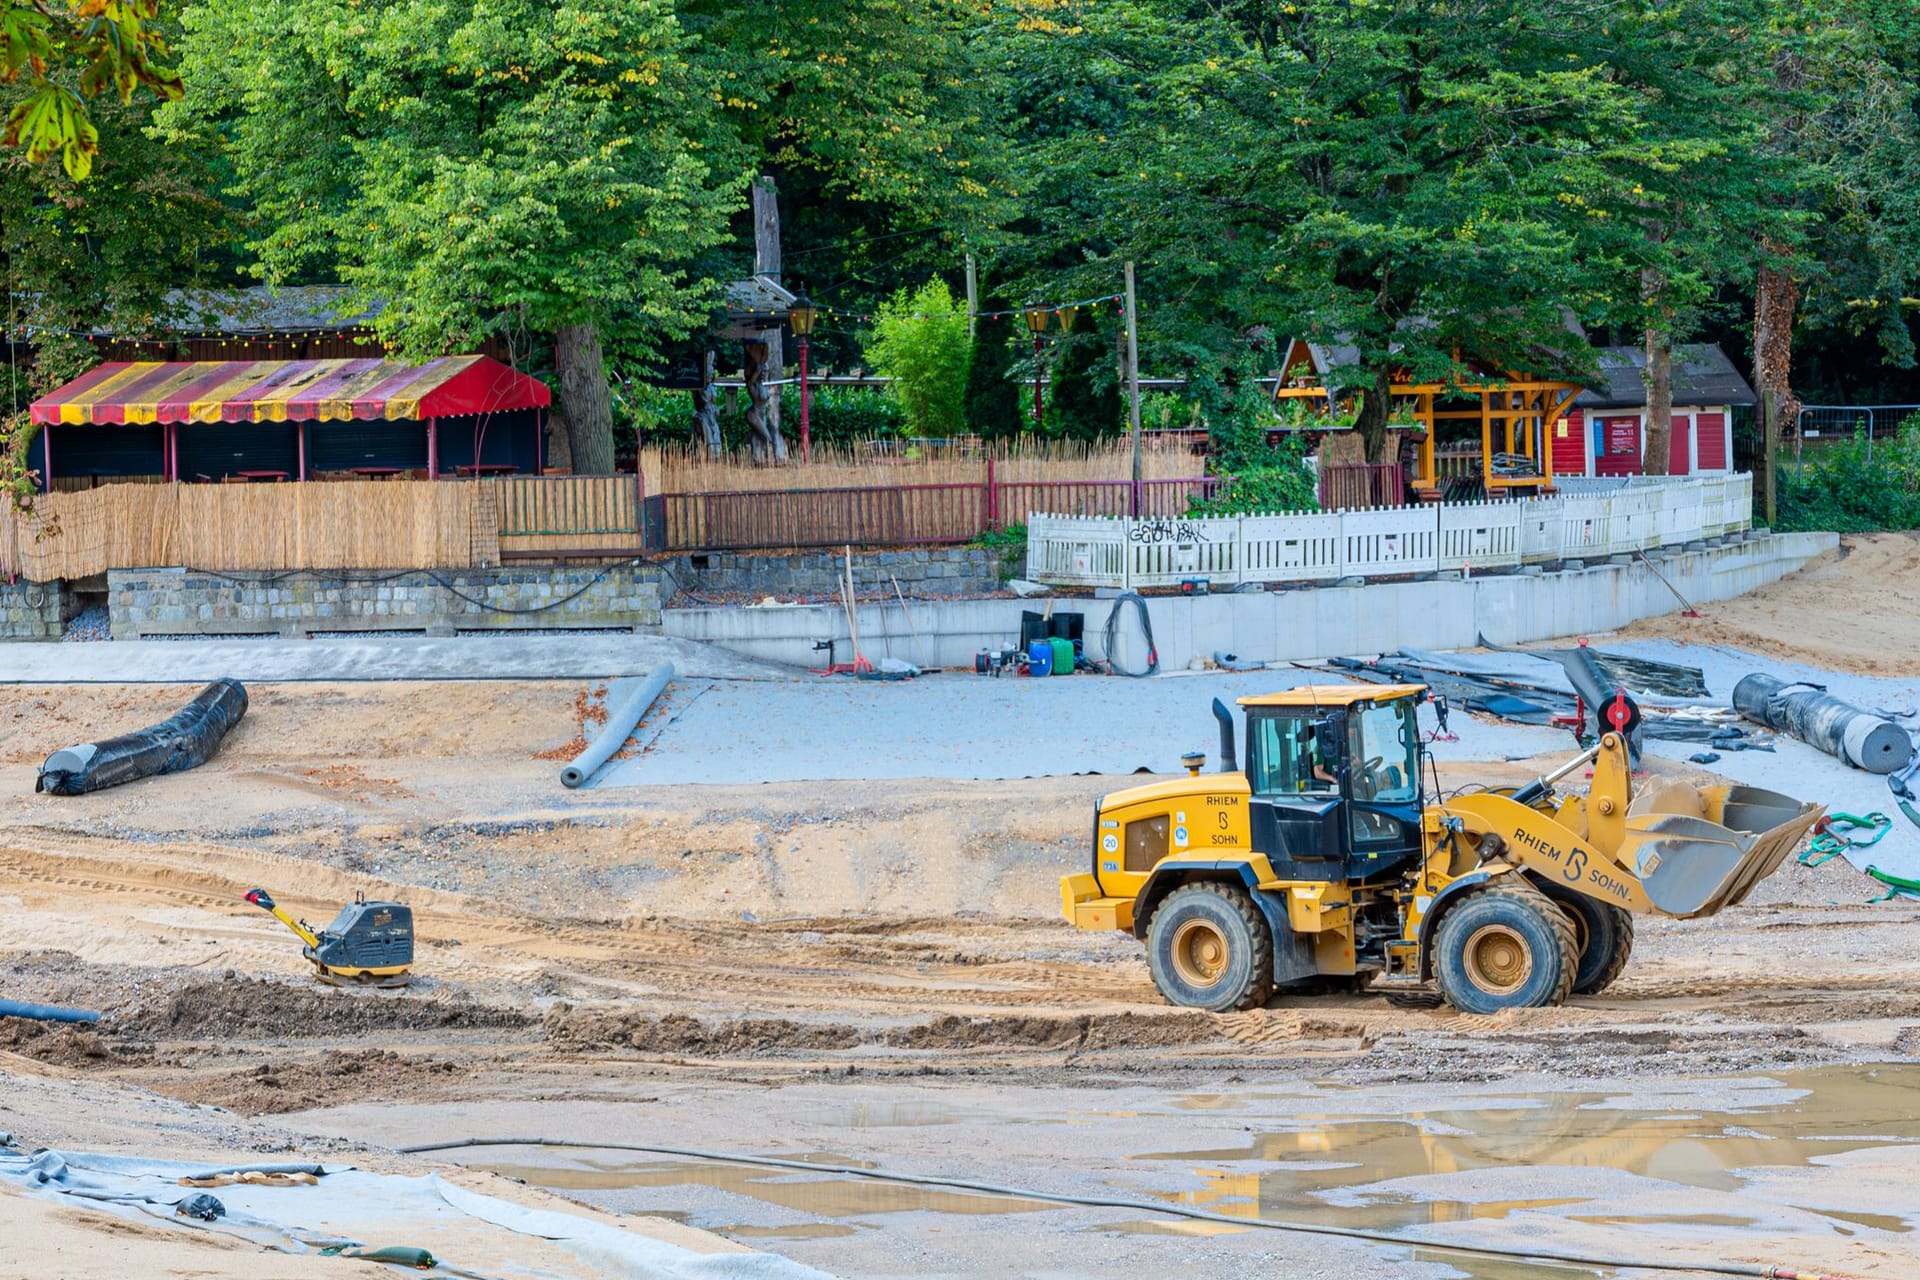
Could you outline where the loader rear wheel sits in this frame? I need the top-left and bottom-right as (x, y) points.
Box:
(1558, 896), (1635, 995)
(1145, 883), (1273, 1012)
(1433, 879), (1578, 1015)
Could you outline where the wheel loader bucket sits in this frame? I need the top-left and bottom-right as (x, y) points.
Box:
(1619, 784), (1824, 918)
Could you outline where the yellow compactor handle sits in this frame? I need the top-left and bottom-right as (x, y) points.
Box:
(244, 889), (321, 948)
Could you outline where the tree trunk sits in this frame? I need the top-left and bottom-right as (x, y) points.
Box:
(694, 349), (721, 459)
(1355, 366), (1394, 463)
(1753, 251), (1800, 526)
(554, 323), (616, 475)
(743, 339), (788, 464)
(1641, 325), (1673, 476)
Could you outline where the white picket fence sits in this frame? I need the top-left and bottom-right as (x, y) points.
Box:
(1027, 473), (1753, 589)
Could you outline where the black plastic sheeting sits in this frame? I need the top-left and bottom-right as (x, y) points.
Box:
(1732, 673), (1914, 775)
(36, 678), (248, 796)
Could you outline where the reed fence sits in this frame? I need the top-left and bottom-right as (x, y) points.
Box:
(1, 481), (497, 581)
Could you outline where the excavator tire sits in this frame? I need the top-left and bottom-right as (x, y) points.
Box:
(1432, 878), (1579, 1015)
(1144, 882), (1274, 1012)
(1557, 896), (1635, 996)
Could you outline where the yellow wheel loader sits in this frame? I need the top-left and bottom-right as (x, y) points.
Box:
(1060, 684), (1823, 1014)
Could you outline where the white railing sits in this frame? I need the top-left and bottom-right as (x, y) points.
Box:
(1026, 473), (1753, 589)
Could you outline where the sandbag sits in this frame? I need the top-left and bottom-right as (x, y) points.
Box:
(36, 678), (249, 796)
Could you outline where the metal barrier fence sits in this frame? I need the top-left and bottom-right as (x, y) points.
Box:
(1026, 473), (1754, 589)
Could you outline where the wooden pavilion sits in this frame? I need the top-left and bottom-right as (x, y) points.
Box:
(1274, 338), (1583, 498)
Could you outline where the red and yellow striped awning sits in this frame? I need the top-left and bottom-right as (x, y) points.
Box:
(30, 356), (551, 426)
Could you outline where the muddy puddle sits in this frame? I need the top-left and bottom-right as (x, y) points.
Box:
(1132, 1064), (1920, 1235)
(470, 1064), (1920, 1276)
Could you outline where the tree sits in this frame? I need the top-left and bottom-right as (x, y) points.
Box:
(998, 0), (1668, 463)
(1576, 0), (1778, 475)
(1043, 309), (1121, 442)
(159, 0), (742, 474)
(866, 279), (972, 438)
(0, 86), (229, 442)
(1748, 1), (1920, 514)
(963, 312), (1023, 440)
(1, 0), (181, 179)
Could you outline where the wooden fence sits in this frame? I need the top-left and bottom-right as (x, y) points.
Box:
(1, 482), (498, 582)
(1317, 462), (1405, 510)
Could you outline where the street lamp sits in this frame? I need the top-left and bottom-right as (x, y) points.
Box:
(1023, 306), (1052, 427)
(788, 293), (818, 463)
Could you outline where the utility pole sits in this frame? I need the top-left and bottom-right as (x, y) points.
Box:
(1125, 261), (1143, 504)
(964, 253), (979, 338)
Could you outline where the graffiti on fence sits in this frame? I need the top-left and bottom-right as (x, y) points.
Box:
(1128, 517), (1211, 544)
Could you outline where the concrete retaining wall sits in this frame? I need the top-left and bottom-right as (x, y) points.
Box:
(665, 531), (1837, 671)
(666, 547), (1005, 600)
(109, 567), (665, 639)
(0, 578), (71, 640)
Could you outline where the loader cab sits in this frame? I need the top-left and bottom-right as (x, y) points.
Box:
(1241, 686), (1426, 882)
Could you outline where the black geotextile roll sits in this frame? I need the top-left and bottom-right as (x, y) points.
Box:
(36, 678), (249, 795)
(1732, 672), (1912, 775)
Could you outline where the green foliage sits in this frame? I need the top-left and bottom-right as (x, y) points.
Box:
(865, 280), (973, 438)
(969, 520), (1027, 579)
(1, 90), (231, 392)
(782, 384), (907, 445)
(1188, 437), (1320, 518)
(1776, 427), (1920, 532)
(710, 384), (907, 451)
(964, 314), (1024, 441)
(1, 0), (182, 178)
(161, 0), (739, 366)
(1042, 314), (1122, 442)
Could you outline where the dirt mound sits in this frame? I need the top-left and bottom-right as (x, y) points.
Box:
(0, 1017), (123, 1069)
(544, 1007), (1240, 1057)
(545, 1007), (863, 1055)
(119, 978), (534, 1040)
(175, 1049), (466, 1115)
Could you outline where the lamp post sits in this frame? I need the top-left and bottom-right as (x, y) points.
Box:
(1023, 305), (1051, 427)
(788, 293), (818, 463)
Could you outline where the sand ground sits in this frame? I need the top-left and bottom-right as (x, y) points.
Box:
(2, 535), (1918, 1278)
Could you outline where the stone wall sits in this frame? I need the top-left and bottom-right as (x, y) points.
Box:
(0, 578), (70, 640)
(108, 566), (664, 639)
(665, 547), (1005, 601)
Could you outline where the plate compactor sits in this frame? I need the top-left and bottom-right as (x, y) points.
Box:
(246, 889), (415, 987)
(1062, 682), (1823, 1015)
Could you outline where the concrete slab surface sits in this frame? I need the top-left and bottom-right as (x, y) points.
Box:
(0, 633), (794, 684)
(595, 668), (1574, 788)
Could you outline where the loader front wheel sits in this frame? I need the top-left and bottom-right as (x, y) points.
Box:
(1433, 879), (1578, 1015)
(1558, 896), (1635, 995)
(1146, 883), (1274, 1012)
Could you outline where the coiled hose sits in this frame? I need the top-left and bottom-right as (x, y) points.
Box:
(1101, 590), (1158, 677)
(398, 1136), (1861, 1279)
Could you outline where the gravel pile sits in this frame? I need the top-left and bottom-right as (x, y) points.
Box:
(59, 604), (111, 642)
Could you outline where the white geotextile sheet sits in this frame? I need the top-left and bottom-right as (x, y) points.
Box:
(0, 1143), (833, 1280)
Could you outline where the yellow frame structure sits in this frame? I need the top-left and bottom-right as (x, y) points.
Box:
(1270, 339), (1582, 499)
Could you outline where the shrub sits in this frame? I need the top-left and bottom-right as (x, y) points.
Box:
(1774, 425), (1920, 532)
(866, 279), (972, 438)
(965, 313), (1023, 440)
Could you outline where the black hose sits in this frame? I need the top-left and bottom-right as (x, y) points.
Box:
(394, 1137), (1850, 1278)
(1101, 591), (1158, 677)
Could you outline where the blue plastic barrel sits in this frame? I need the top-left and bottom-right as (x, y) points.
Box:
(1026, 639), (1053, 677)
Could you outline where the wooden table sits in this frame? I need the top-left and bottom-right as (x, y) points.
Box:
(350, 467), (405, 479)
(234, 470), (289, 482)
(455, 463), (520, 477)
